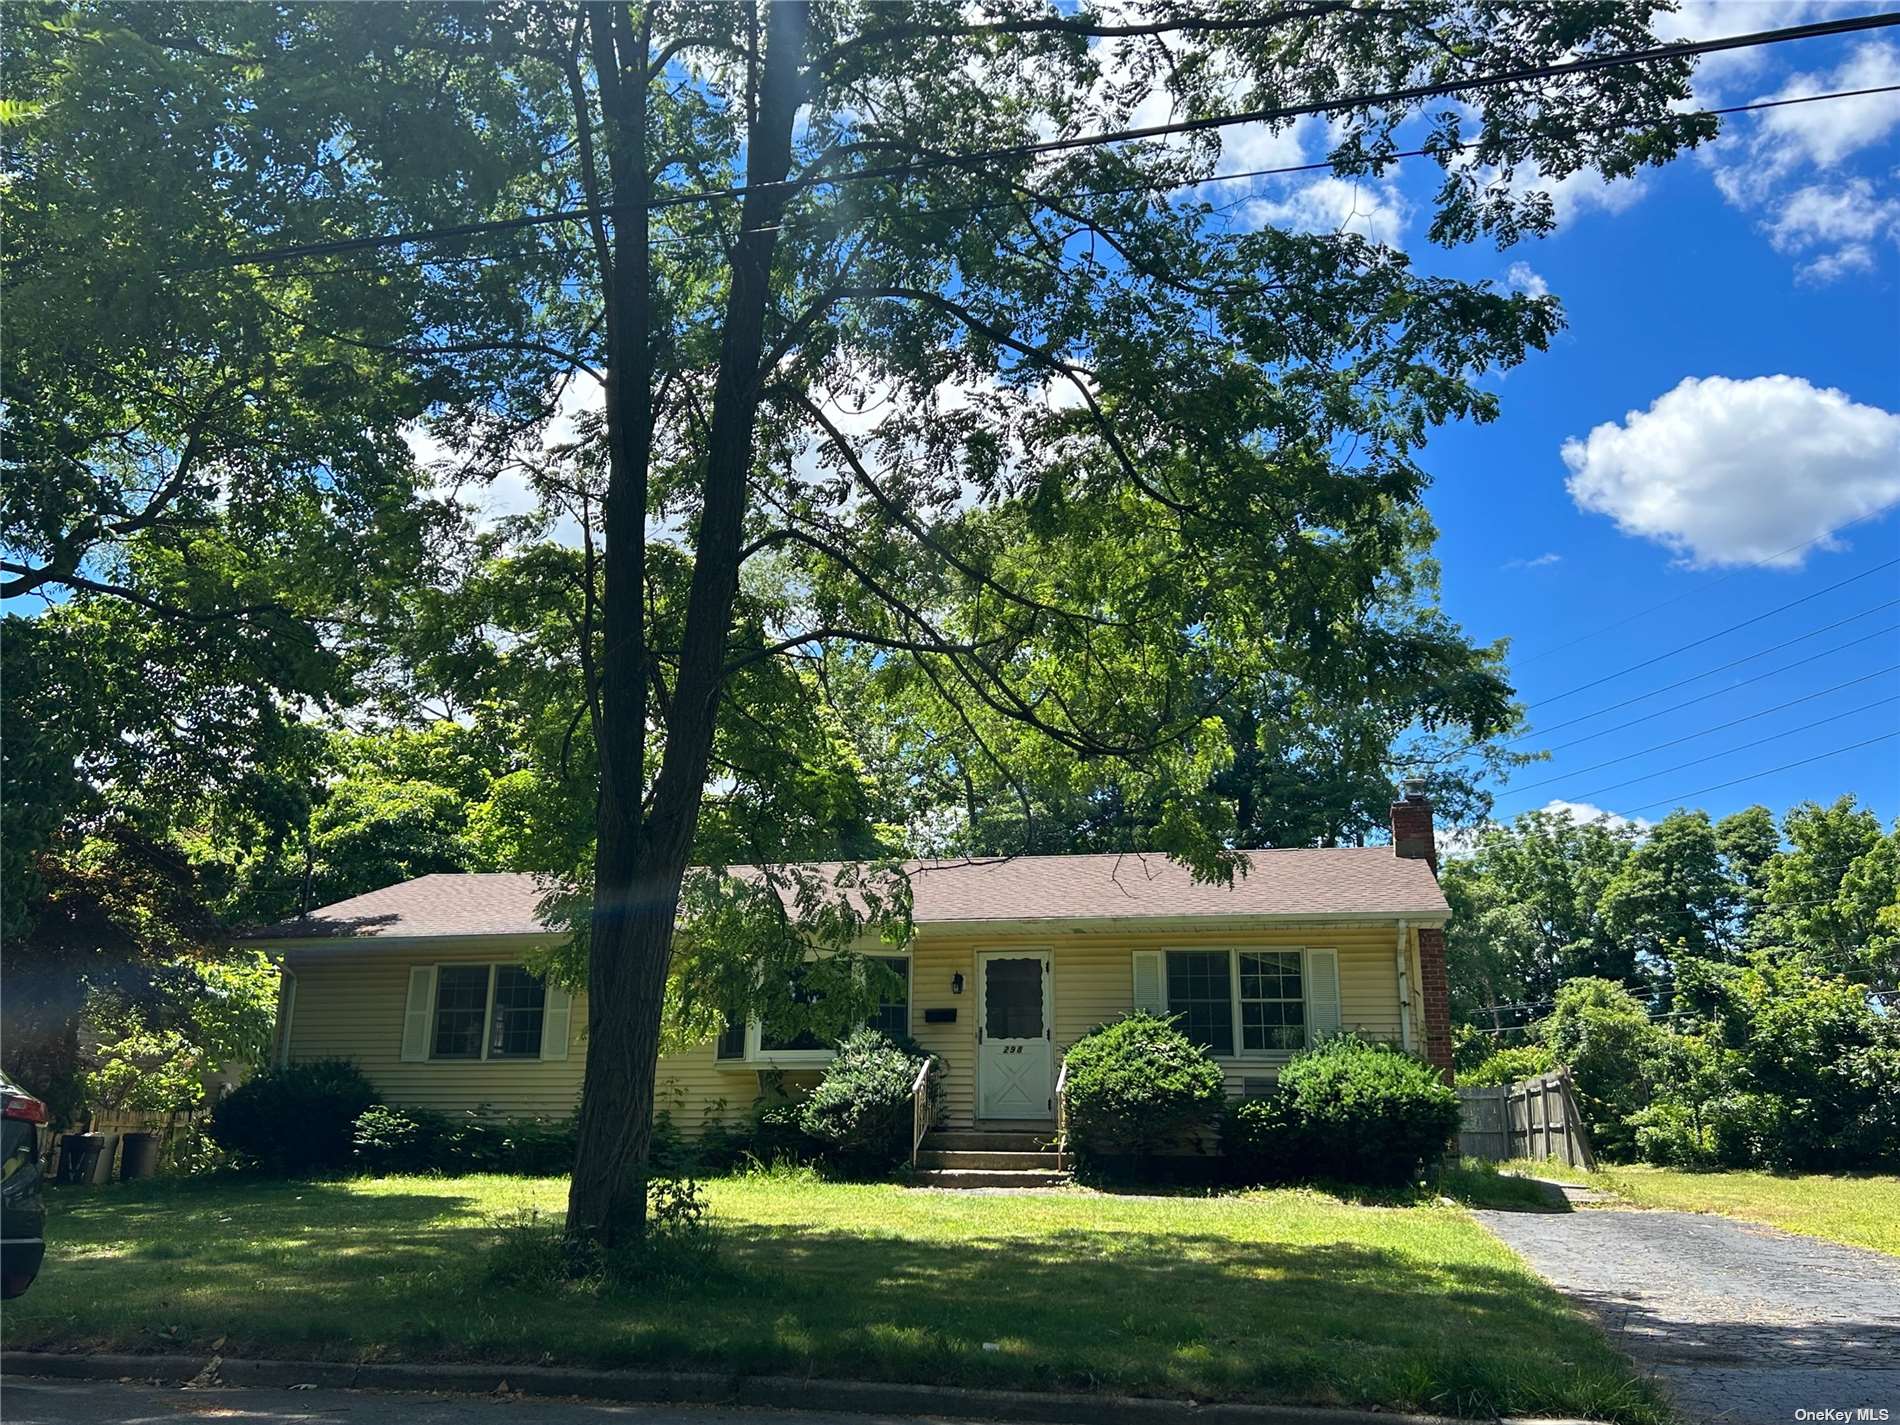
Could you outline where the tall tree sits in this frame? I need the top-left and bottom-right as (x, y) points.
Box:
(7, 2), (1716, 1242)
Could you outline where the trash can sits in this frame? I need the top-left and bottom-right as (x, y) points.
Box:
(57, 1133), (118, 1185)
(120, 1131), (161, 1180)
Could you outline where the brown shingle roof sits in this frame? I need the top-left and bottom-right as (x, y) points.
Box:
(249, 848), (1446, 942)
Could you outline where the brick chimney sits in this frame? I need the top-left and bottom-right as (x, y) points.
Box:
(1390, 777), (1437, 872)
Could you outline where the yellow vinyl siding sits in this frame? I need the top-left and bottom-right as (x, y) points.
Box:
(282, 919), (1417, 1133)
(285, 947), (584, 1118)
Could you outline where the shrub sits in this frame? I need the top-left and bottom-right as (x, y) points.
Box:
(797, 1028), (927, 1176)
(208, 1059), (380, 1174)
(1457, 1044), (1553, 1087)
(1227, 1036), (1459, 1187)
(352, 1104), (575, 1175)
(1062, 1013), (1225, 1156)
(1542, 978), (1669, 1161)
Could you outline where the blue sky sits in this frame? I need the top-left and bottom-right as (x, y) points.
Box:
(1341, 13), (1900, 834)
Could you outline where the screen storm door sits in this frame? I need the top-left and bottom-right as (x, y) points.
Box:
(977, 951), (1053, 1120)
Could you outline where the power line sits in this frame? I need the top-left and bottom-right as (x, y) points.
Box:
(1502, 665), (1900, 799)
(169, 13), (1900, 272)
(1527, 557), (1900, 709)
(1535, 619), (1900, 754)
(1513, 496), (1900, 668)
(1623, 730), (1900, 816)
(1561, 694), (1900, 803)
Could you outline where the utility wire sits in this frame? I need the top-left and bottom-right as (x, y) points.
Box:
(169, 13), (1900, 272)
(1525, 557), (1900, 710)
(1513, 496), (1900, 668)
(1503, 665), (1900, 799)
(1534, 618), (1900, 754)
(1562, 693), (1900, 803)
(1621, 729), (1900, 816)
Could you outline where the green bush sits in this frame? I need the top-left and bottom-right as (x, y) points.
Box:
(1226, 1036), (1459, 1187)
(1062, 1013), (1225, 1156)
(1543, 978), (1669, 1161)
(797, 1028), (927, 1177)
(351, 1104), (575, 1175)
(1457, 1044), (1553, 1087)
(208, 1059), (380, 1174)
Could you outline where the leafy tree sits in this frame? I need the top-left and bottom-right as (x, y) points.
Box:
(8, 2), (1715, 1242)
(1441, 807), (1639, 1025)
(80, 952), (279, 1117)
(1599, 809), (1740, 971)
(1715, 804), (1779, 947)
(1759, 798), (1899, 988)
(1541, 977), (1667, 1161)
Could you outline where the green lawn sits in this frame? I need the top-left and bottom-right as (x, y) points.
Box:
(2, 1172), (1668, 1422)
(1510, 1160), (1900, 1256)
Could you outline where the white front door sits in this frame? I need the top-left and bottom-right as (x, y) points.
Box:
(977, 951), (1053, 1120)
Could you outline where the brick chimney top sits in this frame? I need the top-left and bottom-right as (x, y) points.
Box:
(1390, 781), (1437, 871)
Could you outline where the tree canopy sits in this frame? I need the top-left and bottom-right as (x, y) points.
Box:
(4, 0), (1727, 1238)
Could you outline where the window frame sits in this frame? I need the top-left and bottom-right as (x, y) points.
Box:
(427, 962), (547, 1063)
(719, 951), (912, 1069)
(1159, 947), (1317, 1063)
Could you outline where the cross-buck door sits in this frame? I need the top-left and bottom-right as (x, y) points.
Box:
(977, 952), (1053, 1120)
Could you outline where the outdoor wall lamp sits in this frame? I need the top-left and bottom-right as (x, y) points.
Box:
(951, 972), (965, 995)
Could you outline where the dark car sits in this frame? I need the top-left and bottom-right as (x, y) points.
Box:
(1, 1071), (47, 1299)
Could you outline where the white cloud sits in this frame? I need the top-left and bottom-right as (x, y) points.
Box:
(1503, 551), (1562, 570)
(1504, 261), (1549, 297)
(1754, 42), (1900, 173)
(1561, 375), (1900, 569)
(1240, 175), (1409, 246)
(1512, 161), (1649, 224)
(1706, 41), (1900, 279)
(1758, 177), (1900, 280)
(1538, 800), (1654, 836)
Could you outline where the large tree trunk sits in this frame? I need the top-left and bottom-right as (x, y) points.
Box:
(568, 0), (809, 1247)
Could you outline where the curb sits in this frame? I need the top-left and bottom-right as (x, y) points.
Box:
(1, 1351), (1507, 1425)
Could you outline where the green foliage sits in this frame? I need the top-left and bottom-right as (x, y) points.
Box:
(796, 1029), (929, 1178)
(1226, 1037), (1460, 1188)
(1457, 1044), (1553, 1088)
(207, 1059), (380, 1175)
(1441, 808), (1642, 1028)
(1542, 978), (1668, 1161)
(352, 1104), (578, 1176)
(81, 952), (279, 1115)
(1062, 1013), (1225, 1156)
(484, 1178), (717, 1294)
(1663, 953), (1899, 1171)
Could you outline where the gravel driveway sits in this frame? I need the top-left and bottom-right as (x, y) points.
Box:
(1476, 1198), (1900, 1425)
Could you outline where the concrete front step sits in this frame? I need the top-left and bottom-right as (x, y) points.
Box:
(915, 1149), (1068, 1171)
(921, 1129), (1058, 1153)
(910, 1167), (1071, 1189)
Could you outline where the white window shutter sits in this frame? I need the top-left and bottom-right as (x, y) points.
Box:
(401, 966), (436, 1062)
(1304, 949), (1340, 1045)
(275, 973), (298, 1067)
(540, 984), (573, 1061)
(1131, 951), (1165, 1015)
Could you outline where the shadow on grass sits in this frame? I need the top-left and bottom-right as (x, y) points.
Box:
(10, 1176), (1664, 1424)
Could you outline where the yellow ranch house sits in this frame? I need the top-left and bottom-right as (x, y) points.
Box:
(253, 787), (1454, 1169)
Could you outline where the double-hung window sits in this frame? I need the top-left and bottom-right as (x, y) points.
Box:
(715, 953), (910, 1065)
(1146, 948), (1338, 1059)
(403, 963), (569, 1064)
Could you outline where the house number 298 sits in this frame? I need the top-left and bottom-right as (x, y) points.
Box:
(1001, 1044), (1023, 1054)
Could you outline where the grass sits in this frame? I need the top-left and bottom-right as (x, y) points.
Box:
(1506, 1159), (1900, 1256)
(1, 1170), (1671, 1423)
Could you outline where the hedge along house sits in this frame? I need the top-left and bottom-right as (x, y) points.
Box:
(253, 788), (1453, 1164)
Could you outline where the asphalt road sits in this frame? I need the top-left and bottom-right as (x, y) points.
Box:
(1476, 1202), (1900, 1425)
(3, 1378), (978, 1425)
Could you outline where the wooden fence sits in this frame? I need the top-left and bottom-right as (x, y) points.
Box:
(1455, 1069), (1596, 1169)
